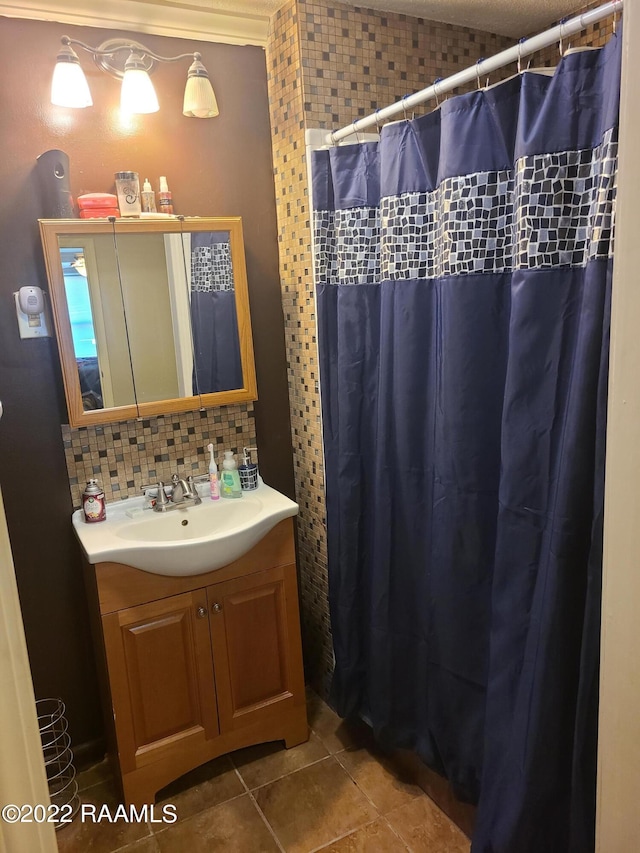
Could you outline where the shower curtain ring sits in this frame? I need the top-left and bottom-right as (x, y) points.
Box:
(434, 77), (443, 106)
(353, 118), (362, 143)
(613, 0), (621, 36)
(402, 94), (413, 122)
(559, 18), (567, 56)
(374, 109), (382, 134)
(517, 38), (526, 74)
(330, 130), (338, 147)
(476, 58), (485, 90)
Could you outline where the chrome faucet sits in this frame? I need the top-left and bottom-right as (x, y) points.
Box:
(170, 474), (202, 505)
(140, 474), (203, 512)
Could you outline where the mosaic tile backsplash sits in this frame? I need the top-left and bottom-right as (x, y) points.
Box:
(62, 404), (256, 510)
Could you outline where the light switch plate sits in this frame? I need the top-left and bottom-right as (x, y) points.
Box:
(14, 292), (51, 339)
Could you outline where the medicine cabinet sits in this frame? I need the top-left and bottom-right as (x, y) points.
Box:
(39, 217), (257, 428)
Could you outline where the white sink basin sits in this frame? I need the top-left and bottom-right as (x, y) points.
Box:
(72, 479), (298, 576)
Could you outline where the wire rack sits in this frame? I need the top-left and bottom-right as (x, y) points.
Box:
(36, 698), (80, 829)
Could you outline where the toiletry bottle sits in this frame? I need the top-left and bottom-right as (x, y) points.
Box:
(141, 178), (157, 213)
(238, 447), (259, 490)
(207, 443), (220, 501)
(157, 176), (173, 214)
(221, 451), (242, 499)
(82, 479), (106, 523)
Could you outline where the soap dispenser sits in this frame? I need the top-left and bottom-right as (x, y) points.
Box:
(220, 451), (242, 499)
(238, 447), (259, 490)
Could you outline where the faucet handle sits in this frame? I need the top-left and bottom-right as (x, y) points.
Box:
(139, 481), (170, 507)
(185, 476), (201, 500)
(155, 482), (170, 507)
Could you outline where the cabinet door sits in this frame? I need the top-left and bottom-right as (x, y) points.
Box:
(102, 590), (218, 773)
(207, 564), (305, 733)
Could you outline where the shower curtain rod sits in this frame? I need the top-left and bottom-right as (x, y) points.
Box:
(326, 0), (623, 145)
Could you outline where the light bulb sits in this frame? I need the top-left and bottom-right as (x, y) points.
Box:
(120, 54), (159, 115)
(51, 42), (92, 108)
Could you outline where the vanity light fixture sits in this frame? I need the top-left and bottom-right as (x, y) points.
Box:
(70, 255), (87, 277)
(51, 36), (219, 118)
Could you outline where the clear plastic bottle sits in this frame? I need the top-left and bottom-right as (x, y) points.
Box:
(220, 451), (242, 499)
(141, 178), (157, 213)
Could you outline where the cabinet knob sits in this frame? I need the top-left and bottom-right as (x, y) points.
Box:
(196, 606), (207, 619)
(211, 603), (222, 613)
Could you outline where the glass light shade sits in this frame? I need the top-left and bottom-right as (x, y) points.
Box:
(51, 58), (92, 108)
(183, 57), (219, 118)
(120, 68), (159, 115)
(71, 256), (87, 277)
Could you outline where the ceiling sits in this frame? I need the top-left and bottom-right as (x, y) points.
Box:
(0, 0), (592, 44)
(204, 0), (586, 38)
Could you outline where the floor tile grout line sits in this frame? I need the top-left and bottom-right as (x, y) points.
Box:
(332, 750), (381, 815)
(309, 726), (351, 756)
(380, 816), (412, 852)
(333, 747), (423, 810)
(232, 766), (286, 853)
(306, 816), (382, 853)
(231, 751), (335, 794)
(247, 789), (287, 853)
(145, 789), (251, 839)
(105, 822), (155, 853)
(332, 750), (412, 852)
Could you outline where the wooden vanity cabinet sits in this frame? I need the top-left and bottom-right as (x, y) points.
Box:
(84, 519), (308, 807)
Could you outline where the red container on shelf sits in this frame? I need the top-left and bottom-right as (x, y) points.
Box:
(77, 193), (120, 218)
(78, 192), (118, 209)
(79, 208), (120, 219)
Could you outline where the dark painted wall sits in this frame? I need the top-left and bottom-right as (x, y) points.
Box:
(0, 16), (293, 757)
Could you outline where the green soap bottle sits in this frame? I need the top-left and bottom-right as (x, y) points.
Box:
(220, 451), (242, 498)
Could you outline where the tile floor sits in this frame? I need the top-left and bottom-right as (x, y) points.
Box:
(57, 691), (471, 853)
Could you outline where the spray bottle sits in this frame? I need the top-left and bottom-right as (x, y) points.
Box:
(157, 176), (173, 214)
(207, 443), (220, 501)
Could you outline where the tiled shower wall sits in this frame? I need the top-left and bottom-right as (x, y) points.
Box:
(266, 0), (618, 697)
(298, 0), (511, 129)
(62, 404), (256, 509)
(267, 0), (329, 689)
(530, 2), (615, 66)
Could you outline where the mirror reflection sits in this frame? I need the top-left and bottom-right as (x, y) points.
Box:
(58, 230), (243, 412)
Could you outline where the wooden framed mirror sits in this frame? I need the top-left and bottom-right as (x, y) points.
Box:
(39, 217), (257, 427)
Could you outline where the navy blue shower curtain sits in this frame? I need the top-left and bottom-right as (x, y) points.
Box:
(313, 33), (620, 853)
(190, 231), (243, 394)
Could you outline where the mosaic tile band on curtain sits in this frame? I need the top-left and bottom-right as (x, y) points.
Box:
(313, 29), (620, 853)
